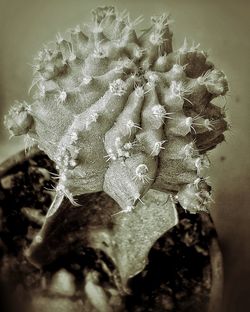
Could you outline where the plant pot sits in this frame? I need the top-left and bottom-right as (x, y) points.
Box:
(0, 148), (223, 312)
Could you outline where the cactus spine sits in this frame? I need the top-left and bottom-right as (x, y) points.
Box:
(4, 6), (228, 218)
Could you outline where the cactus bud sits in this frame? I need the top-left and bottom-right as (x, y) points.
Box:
(4, 101), (33, 136)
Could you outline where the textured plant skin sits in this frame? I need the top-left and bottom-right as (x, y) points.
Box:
(5, 7), (228, 243)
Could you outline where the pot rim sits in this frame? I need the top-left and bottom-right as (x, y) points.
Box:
(0, 147), (224, 311)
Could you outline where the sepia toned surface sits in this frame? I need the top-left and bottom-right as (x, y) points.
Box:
(0, 149), (222, 312)
(0, 1), (249, 311)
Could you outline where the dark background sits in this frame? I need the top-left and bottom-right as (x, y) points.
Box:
(0, 1), (249, 311)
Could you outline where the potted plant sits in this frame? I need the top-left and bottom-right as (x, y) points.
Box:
(1, 6), (228, 312)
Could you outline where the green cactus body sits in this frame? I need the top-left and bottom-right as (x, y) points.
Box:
(5, 6), (228, 216)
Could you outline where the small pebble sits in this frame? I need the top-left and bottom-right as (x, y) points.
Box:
(50, 269), (76, 297)
(1, 175), (15, 189)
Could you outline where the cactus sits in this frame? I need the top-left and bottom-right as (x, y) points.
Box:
(4, 6), (228, 290)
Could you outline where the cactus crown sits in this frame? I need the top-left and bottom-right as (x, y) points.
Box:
(4, 6), (228, 283)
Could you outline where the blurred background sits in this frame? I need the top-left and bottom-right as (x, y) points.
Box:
(0, 0), (249, 311)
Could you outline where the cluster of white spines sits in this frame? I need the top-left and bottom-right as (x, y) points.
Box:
(4, 6), (228, 215)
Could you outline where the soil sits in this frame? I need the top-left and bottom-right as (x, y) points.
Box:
(0, 150), (220, 312)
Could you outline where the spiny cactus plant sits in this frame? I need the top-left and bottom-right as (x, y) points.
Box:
(4, 6), (228, 289)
